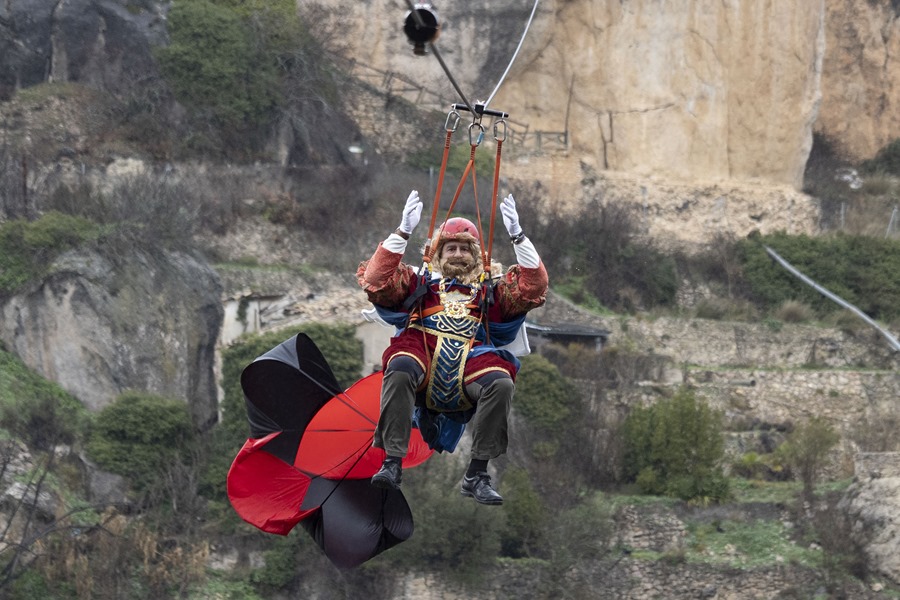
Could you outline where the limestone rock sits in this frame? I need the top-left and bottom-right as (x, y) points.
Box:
(819, 0), (900, 161)
(307, 0), (826, 187)
(841, 453), (900, 585)
(0, 246), (223, 426)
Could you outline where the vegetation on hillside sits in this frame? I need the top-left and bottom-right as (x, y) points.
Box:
(622, 388), (730, 504)
(0, 212), (103, 296)
(86, 392), (195, 493)
(1, 3), (900, 598)
(2, 326), (889, 598)
(0, 348), (88, 449)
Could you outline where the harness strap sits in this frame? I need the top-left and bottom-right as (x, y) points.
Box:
(423, 113), (459, 264)
(487, 135), (504, 267)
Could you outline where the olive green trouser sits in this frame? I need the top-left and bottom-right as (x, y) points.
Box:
(373, 358), (513, 461)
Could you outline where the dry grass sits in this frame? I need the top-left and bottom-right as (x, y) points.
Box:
(774, 300), (815, 323)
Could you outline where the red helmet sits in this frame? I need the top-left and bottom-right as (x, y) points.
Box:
(436, 217), (480, 243)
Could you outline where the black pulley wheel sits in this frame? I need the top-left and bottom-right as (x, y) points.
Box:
(404, 4), (440, 55)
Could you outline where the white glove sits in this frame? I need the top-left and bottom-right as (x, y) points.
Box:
(398, 190), (423, 234)
(500, 194), (522, 237)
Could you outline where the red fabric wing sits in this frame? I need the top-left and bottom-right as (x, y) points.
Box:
(296, 372), (433, 479)
(227, 434), (317, 535)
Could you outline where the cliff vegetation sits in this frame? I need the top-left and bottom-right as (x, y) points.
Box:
(0, 1), (899, 598)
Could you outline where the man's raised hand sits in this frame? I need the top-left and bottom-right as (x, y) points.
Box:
(500, 194), (522, 237)
(398, 190), (423, 235)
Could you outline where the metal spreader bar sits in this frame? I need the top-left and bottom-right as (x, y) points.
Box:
(452, 103), (509, 119)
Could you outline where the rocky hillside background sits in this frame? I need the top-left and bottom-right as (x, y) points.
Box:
(1, 1), (900, 598)
(307, 0), (900, 186)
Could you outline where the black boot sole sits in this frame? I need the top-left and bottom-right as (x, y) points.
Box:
(460, 489), (503, 505)
(371, 473), (401, 490)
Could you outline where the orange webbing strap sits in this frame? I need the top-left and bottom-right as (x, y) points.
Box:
(424, 128), (455, 265)
(487, 138), (503, 270)
(427, 150), (475, 264)
(466, 145), (490, 271)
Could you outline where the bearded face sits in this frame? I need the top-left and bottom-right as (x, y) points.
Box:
(437, 240), (480, 280)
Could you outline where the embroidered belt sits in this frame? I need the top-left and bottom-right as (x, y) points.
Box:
(410, 312), (481, 412)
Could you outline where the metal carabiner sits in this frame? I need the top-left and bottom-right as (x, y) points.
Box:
(444, 109), (461, 133)
(468, 122), (485, 147)
(493, 118), (507, 143)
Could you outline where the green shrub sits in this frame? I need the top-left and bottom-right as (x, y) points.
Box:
(622, 388), (730, 503)
(189, 574), (265, 600)
(499, 467), (546, 558)
(774, 300), (815, 323)
(730, 451), (790, 481)
(385, 459), (502, 582)
(87, 391), (194, 491)
(7, 570), (66, 600)
(776, 416), (840, 498)
(552, 278), (610, 314)
(249, 535), (306, 590)
(520, 198), (678, 312)
(737, 232), (900, 322)
(514, 354), (573, 435)
(156, 0), (279, 130)
(540, 494), (613, 594)
(861, 137), (900, 176)
(0, 212), (102, 295)
(0, 349), (87, 449)
(693, 296), (759, 322)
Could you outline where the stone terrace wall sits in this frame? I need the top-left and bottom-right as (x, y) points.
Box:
(531, 294), (898, 371)
(390, 559), (824, 600)
(592, 561), (822, 600)
(687, 368), (900, 431)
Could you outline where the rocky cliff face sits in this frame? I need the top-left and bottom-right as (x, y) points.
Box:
(3, 1), (897, 184)
(0, 246), (223, 427)
(820, 0), (900, 161)
(0, 0), (167, 100)
(307, 0), (899, 187)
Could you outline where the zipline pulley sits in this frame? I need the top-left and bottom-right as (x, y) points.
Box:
(403, 3), (440, 55)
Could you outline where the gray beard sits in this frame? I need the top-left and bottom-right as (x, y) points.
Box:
(439, 259), (480, 283)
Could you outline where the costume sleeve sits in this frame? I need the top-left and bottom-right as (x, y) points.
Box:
(356, 242), (417, 309)
(495, 261), (549, 319)
(512, 237), (540, 268)
(382, 232), (408, 255)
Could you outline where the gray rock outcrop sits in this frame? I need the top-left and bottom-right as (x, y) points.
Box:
(0, 0), (167, 99)
(0, 246), (222, 426)
(841, 453), (900, 585)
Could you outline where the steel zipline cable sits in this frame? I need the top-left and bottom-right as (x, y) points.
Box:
(483, 0), (541, 112)
(401, 0), (541, 117)
(400, 0), (541, 275)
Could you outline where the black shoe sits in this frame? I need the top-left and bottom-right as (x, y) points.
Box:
(371, 459), (402, 490)
(460, 471), (503, 505)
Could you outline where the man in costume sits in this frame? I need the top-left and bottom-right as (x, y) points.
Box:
(356, 190), (548, 505)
